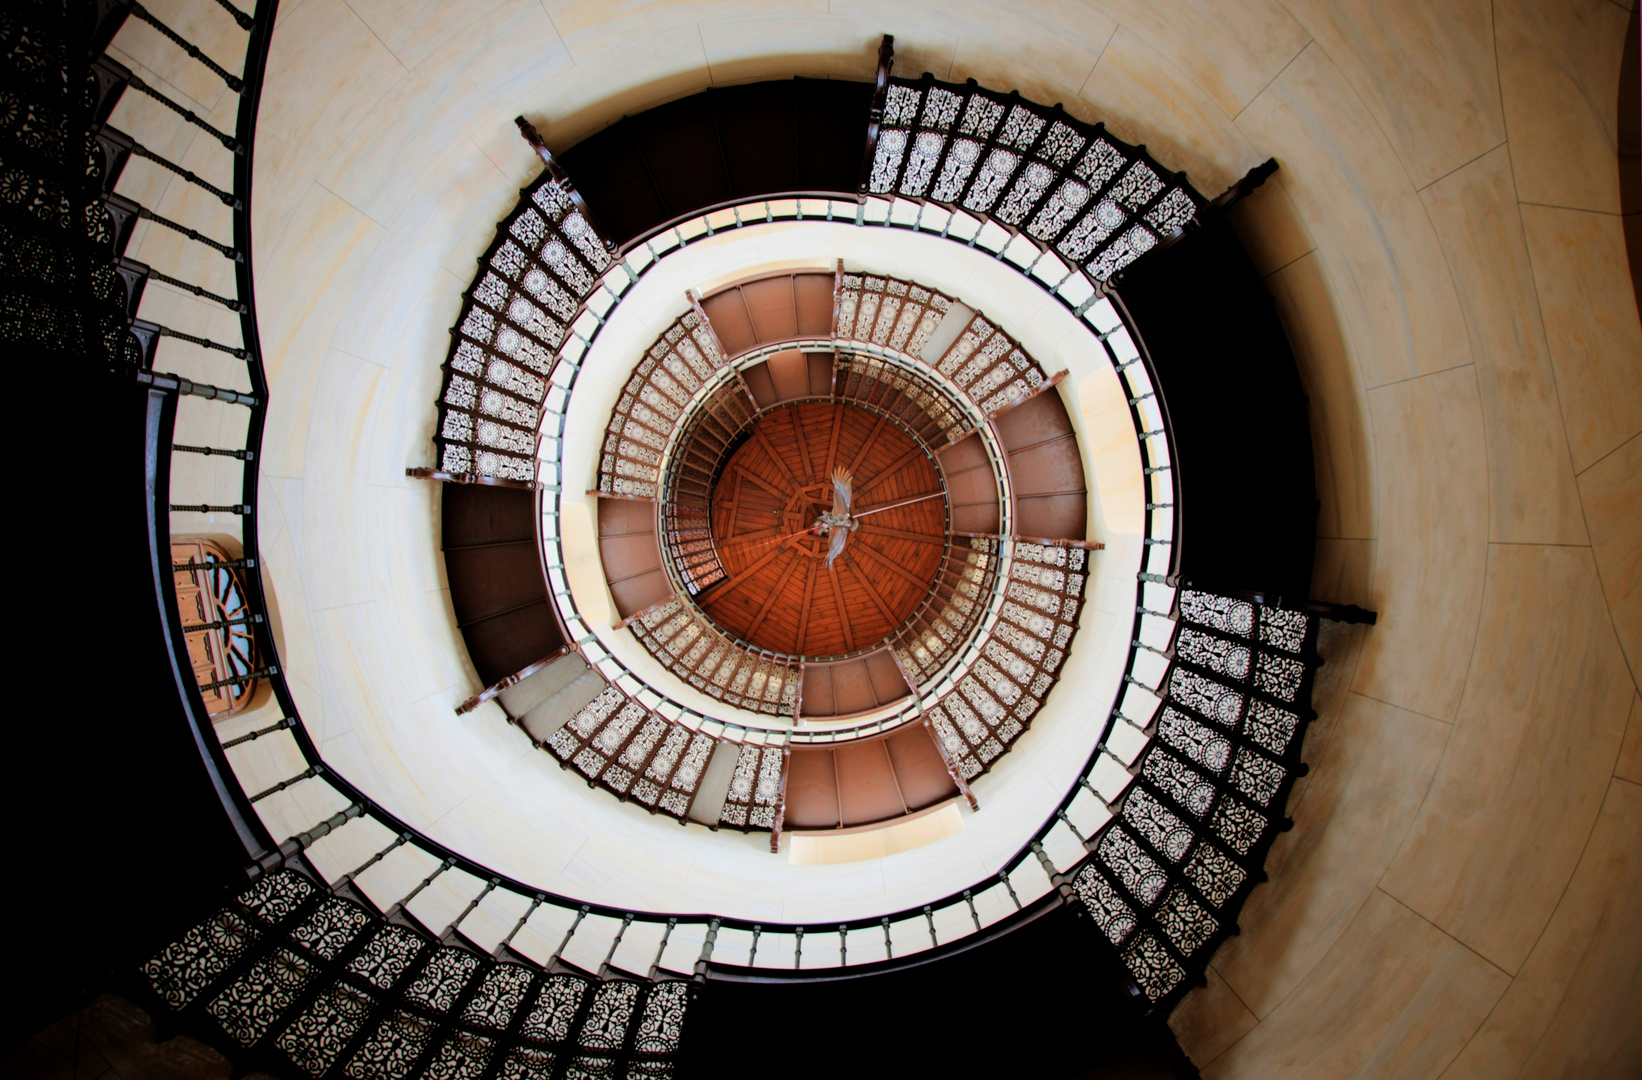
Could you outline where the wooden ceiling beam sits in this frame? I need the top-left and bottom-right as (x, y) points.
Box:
(750, 423), (801, 487)
(725, 471), (744, 536)
(700, 539), (795, 604)
(845, 413), (890, 476)
(845, 550), (900, 626)
(795, 557), (819, 654)
(787, 404), (815, 482)
(824, 406), (844, 477)
(827, 563), (855, 652)
(850, 535), (937, 591)
(856, 444), (927, 496)
(715, 525), (788, 554)
(859, 522), (945, 545)
(746, 549), (803, 639)
(731, 462), (791, 502)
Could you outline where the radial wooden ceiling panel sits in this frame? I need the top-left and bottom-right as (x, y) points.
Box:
(703, 401), (945, 657)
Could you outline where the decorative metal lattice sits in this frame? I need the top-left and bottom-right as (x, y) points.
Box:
(890, 535), (1000, 687)
(834, 273), (949, 354)
(1065, 588), (1317, 1004)
(658, 375), (758, 596)
(597, 308), (730, 499)
(834, 272), (1054, 418)
(627, 599), (800, 717)
(717, 743), (787, 830)
(435, 179), (612, 482)
(932, 309), (1050, 417)
(832, 350), (973, 446)
(926, 542), (1086, 780)
(139, 869), (691, 1079)
(541, 683), (721, 823)
(1, 4), (140, 373)
(867, 77), (1204, 285)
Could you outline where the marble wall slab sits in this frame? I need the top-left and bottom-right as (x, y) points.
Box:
(1278, 0), (1504, 189)
(1381, 544), (1634, 974)
(1577, 435), (1642, 688)
(1202, 889), (1509, 1080)
(1520, 206), (1642, 474)
(1352, 366), (1488, 722)
(1421, 146), (1588, 546)
(1441, 779), (1642, 1079)
(1495, 0), (1631, 213)
(1236, 44), (1472, 389)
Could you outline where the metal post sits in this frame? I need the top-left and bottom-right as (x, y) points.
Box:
(693, 917), (720, 981)
(383, 858), (453, 921)
(220, 715), (294, 748)
(599, 913), (633, 978)
(440, 879), (498, 942)
(649, 918), (676, 979)
(495, 895), (545, 958)
(247, 765), (316, 803)
(245, 801), (364, 878)
(335, 833), (409, 890)
(549, 906), (588, 966)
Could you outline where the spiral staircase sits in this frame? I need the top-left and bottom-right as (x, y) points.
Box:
(0, 5), (1397, 1078)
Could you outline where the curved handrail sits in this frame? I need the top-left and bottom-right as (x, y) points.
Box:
(101, 11), (1236, 1003)
(141, 189), (1182, 980)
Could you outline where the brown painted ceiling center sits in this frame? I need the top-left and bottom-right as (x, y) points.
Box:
(700, 401), (946, 658)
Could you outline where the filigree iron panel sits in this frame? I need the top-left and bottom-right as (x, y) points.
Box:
(139, 869), (693, 1079)
(927, 542), (1086, 781)
(627, 598), (800, 717)
(435, 178), (611, 481)
(718, 743), (787, 831)
(1064, 589), (1319, 1007)
(891, 535), (999, 689)
(868, 76), (1205, 286)
(598, 308), (729, 499)
(834, 272), (1054, 419)
(540, 680), (721, 825)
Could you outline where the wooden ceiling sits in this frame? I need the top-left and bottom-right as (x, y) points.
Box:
(701, 401), (946, 658)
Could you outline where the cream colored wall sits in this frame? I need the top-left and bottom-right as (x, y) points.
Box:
(111, 0), (1640, 1072)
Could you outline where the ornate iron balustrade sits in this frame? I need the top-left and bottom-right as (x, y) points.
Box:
(33, 2), (1367, 1067)
(1060, 589), (1324, 1003)
(886, 534), (1002, 690)
(434, 118), (620, 485)
(836, 272), (1058, 416)
(141, 868), (689, 1079)
(536, 678), (727, 824)
(924, 540), (1090, 782)
(627, 601), (801, 717)
(863, 63), (1207, 288)
(595, 286), (1014, 721)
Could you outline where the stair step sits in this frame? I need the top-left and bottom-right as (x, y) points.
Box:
(685, 740), (740, 827)
(496, 652), (589, 717)
(519, 669), (607, 744)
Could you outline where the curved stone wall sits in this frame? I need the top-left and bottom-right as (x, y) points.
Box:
(121, 0), (1640, 1073)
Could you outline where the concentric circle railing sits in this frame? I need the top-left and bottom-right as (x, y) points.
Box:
(37, 5), (1352, 1068)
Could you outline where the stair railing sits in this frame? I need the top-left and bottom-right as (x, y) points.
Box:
(84, 7), (1353, 1054)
